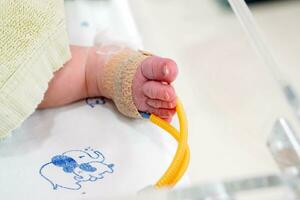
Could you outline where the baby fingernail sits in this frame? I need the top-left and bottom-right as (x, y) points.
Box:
(163, 65), (169, 77)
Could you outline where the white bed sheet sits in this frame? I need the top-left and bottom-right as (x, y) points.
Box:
(0, 1), (189, 199)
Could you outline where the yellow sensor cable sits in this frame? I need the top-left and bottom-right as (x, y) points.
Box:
(140, 98), (190, 188)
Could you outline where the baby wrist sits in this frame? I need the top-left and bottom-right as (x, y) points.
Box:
(99, 47), (152, 118)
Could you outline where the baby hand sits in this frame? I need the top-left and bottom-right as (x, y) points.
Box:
(132, 56), (178, 122)
(41, 45), (178, 123)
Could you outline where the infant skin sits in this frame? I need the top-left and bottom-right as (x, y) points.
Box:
(39, 45), (178, 122)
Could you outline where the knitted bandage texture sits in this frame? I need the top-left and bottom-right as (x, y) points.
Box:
(101, 48), (151, 118)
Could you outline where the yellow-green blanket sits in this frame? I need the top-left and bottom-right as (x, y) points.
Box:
(0, 0), (71, 139)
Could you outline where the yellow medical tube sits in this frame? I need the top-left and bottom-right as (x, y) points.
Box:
(149, 98), (190, 188)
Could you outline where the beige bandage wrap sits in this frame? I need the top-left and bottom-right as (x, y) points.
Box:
(101, 48), (152, 118)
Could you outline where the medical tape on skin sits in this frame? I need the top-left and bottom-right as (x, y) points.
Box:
(101, 48), (151, 118)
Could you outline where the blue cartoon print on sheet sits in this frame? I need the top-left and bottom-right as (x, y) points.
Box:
(86, 97), (106, 108)
(39, 147), (114, 190)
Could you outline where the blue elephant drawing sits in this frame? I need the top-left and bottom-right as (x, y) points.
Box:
(39, 147), (114, 190)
